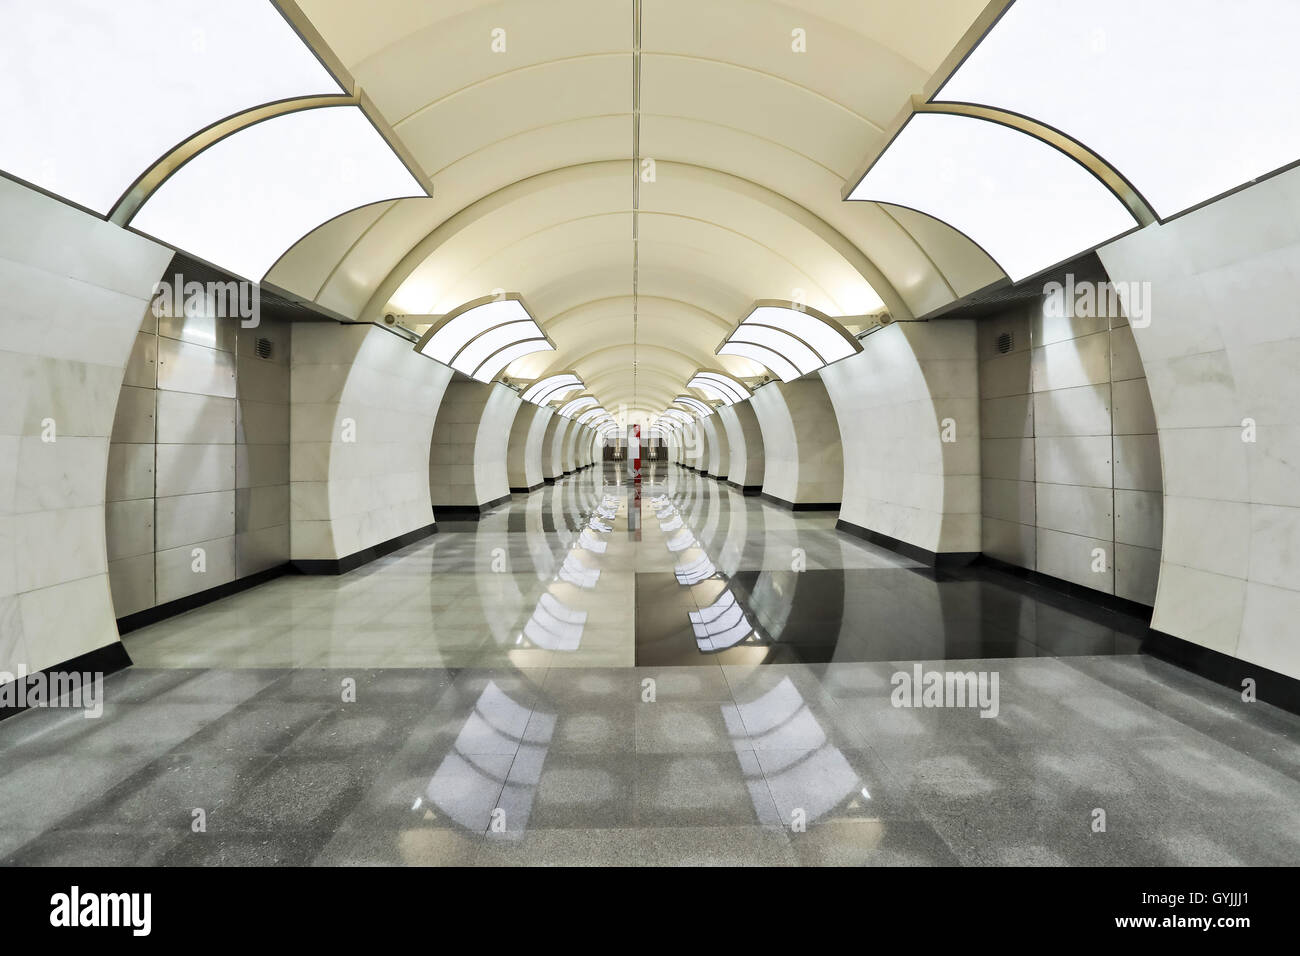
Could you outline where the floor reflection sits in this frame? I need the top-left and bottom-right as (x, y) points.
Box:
(2, 461), (1294, 865)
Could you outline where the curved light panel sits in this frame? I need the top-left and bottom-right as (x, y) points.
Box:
(132, 105), (426, 280)
(718, 342), (800, 383)
(688, 370), (751, 405)
(660, 409), (695, 427)
(717, 302), (863, 383)
(557, 396), (599, 419)
(932, 0), (1300, 221)
(673, 396), (714, 418)
(847, 112), (1138, 282)
(413, 294), (554, 384)
(0, 0), (347, 215)
(521, 372), (583, 406)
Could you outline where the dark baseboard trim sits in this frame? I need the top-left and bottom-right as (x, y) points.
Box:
(1141, 628), (1300, 716)
(1, 641), (134, 722)
(835, 519), (979, 568)
(726, 480), (763, 496)
(292, 522), (438, 575)
(510, 482), (544, 494)
(432, 494), (510, 520)
(117, 563), (293, 635)
(543, 476), (557, 485)
(973, 554), (1154, 617)
(762, 492), (839, 512)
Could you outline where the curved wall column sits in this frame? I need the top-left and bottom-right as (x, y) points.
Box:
(428, 379), (516, 514)
(819, 321), (981, 559)
(1098, 165), (1300, 680)
(290, 323), (451, 563)
(507, 404), (552, 492)
(678, 422), (702, 471)
(717, 402), (765, 492)
(562, 421), (583, 473)
(748, 378), (843, 508)
(701, 414), (729, 478)
(543, 415), (571, 480)
(0, 179), (172, 676)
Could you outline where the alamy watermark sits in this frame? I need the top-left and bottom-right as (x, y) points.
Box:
(0, 667), (104, 717)
(1043, 274), (1151, 328)
(890, 664), (999, 718)
(151, 273), (259, 328)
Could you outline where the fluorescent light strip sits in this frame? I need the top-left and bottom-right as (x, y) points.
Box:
(450, 320), (539, 375)
(932, 0), (1300, 220)
(522, 373), (582, 404)
(557, 396), (598, 419)
(744, 306), (856, 364)
(0, 0), (347, 215)
(673, 396), (713, 417)
(691, 381), (735, 404)
(718, 342), (801, 383)
(847, 112), (1137, 282)
(131, 105), (424, 281)
(421, 299), (530, 364)
(690, 372), (749, 404)
(729, 323), (822, 375)
(473, 339), (550, 383)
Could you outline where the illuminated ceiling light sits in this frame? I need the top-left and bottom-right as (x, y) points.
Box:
(846, 112), (1137, 282)
(688, 370), (751, 405)
(131, 105), (425, 280)
(0, 0), (347, 215)
(413, 293), (554, 384)
(931, 0), (1300, 221)
(673, 396), (714, 418)
(521, 372), (583, 406)
(577, 407), (612, 426)
(557, 395), (599, 419)
(717, 301), (863, 383)
(660, 408), (695, 428)
(718, 342), (799, 383)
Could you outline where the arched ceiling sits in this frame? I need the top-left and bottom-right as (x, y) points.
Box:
(270, 0), (1001, 415)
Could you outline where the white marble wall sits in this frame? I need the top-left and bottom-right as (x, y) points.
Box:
(821, 321), (981, 554)
(507, 404), (551, 491)
(1098, 166), (1300, 679)
(717, 402), (765, 489)
(978, 297), (1161, 601)
(543, 414), (569, 479)
(107, 305), (292, 617)
(429, 380), (517, 508)
(561, 420), (582, 473)
(749, 378), (843, 506)
(290, 323), (451, 560)
(0, 178), (172, 674)
(700, 414), (729, 477)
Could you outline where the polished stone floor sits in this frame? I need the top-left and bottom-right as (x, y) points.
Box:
(2, 463), (1300, 865)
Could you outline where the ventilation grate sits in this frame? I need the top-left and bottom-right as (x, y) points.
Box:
(995, 331), (1014, 354)
(255, 337), (273, 360)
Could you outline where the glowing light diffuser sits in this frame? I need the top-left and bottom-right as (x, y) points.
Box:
(717, 302), (862, 382)
(846, 112), (1137, 281)
(932, 0), (1300, 220)
(688, 370), (750, 405)
(0, 0), (346, 214)
(133, 106), (425, 280)
(522, 372), (583, 406)
(673, 396), (713, 418)
(557, 396), (599, 419)
(413, 294), (554, 383)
